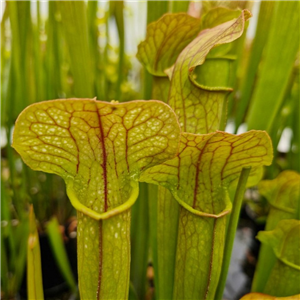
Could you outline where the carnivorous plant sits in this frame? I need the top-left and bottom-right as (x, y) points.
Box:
(12, 99), (181, 299)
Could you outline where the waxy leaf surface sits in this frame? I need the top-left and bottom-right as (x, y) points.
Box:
(201, 6), (241, 58)
(257, 220), (300, 297)
(168, 9), (251, 133)
(252, 170), (300, 293)
(12, 98), (181, 299)
(140, 130), (273, 299)
(202, 7), (241, 30)
(137, 13), (202, 299)
(257, 220), (300, 271)
(12, 99), (180, 210)
(137, 13), (202, 77)
(137, 13), (202, 103)
(141, 130), (272, 210)
(152, 76), (170, 103)
(259, 170), (300, 223)
(138, 10), (250, 299)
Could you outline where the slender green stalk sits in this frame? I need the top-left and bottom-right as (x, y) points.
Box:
(130, 183), (149, 300)
(147, 1), (169, 24)
(34, 1), (43, 102)
(6, 0), (26, 221)
(27, 206), (44, 300)
(87, 1), (100, 99)
(1, 232), (9, 298)
(142, 0), (169, 99)
(46, 1), (62, 100)
(155, 186), (179, 299)
(46, 217), (77, 293)
(235, 1), (274, 131)
(170, 1), (190, 13)
(147, 184), (159, 295)
(215, 167), (251, 300)
(110, 1), (125, 101)
(59, 1), (94, 97)
(14, 221), (29, 292)
(1, 182), (11, 298)
(219, 95), (229, 132)
(246, 1), (300, 132)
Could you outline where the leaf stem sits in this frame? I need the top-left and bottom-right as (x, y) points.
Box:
(215, 167), (251, 300)
(111, 1), (125, 101)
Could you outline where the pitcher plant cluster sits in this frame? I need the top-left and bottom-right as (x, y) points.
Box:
(4, 2), (300, 300)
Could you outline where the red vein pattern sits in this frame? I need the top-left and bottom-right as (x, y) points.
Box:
(13, 99), (180, 212)
(12, 98), (181, 299)
(141, 130), (272, 214)
(140, 130), (273, 299)
(168, 10), (251, 134)
(137, 13), (202, 77)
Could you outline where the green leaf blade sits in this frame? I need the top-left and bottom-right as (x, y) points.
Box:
(46, 217), (77, 293)
(27, 206), (44, 300)
(246, 1), (300, 132)
(235, 1), (275, 131)
(59, 1), (94, 98)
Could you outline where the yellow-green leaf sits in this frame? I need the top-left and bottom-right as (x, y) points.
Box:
(152, 76), (170, 103)
(257, 220), (300, 297)
(140, 130), (273, 299)
(259, 170), (300, 220)
(137, 12), (202, 299)
(12, 98), (181, 299)
(137, 13), (202, 77)
(202, 6), (241, 30)
(201, 6), (241, 58)
(168, 9), (251, 133)
(141, 131), (272, 202)
(252, 170), (300, 293)
(138, 9), (251, 299)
